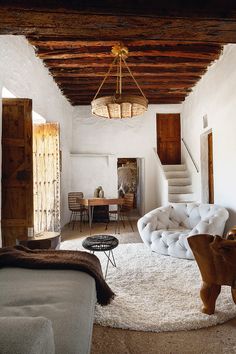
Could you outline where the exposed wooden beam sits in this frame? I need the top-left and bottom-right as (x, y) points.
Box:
(45, 62), (211, 70)
(3, 1), (236, 20)
(28, 39), (223, 49)
(0, 8), (236, 43)
(57, 82), (196, 90)
(69, 97), (186, 105)
(55, 76), (199, 84)
(43, 54), (217, 67)
(35, 47), (222, 60)
(49, 67), (207, 77)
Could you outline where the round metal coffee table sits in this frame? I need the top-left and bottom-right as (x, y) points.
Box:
(82, 235), (119, 279)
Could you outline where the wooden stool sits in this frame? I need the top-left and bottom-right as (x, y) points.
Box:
(17, 232), (61, 250)
(226, 226), (236, 240)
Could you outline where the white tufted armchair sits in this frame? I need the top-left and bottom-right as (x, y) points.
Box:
(137, 203), (229, 259)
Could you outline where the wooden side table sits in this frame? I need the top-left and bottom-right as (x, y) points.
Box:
(226, 226), (236, 240)
(17, 232), (61, 250)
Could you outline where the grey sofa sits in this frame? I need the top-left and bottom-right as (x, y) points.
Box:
(0, 267), (96, 354)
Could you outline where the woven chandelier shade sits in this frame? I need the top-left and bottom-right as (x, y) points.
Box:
(91, 44), (148, 119)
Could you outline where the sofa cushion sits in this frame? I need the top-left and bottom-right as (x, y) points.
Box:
(0, 268), (96, 354)
(0, 316), (55, 354)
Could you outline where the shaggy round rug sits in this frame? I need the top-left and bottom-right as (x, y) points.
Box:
(60, 240), (236, 332)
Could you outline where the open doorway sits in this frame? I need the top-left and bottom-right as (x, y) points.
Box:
(117, 158), (145, 217)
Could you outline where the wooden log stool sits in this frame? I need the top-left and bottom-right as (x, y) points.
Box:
(226, 226), (236, 240)
(188, 234), (236, 315)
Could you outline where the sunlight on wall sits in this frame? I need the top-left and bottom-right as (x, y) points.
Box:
(2, 87), (15, 98)
(2, 86), (46, 123)
(32, 111), (46, 124)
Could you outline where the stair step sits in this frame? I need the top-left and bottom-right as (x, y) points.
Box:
(168, 193), (195, 202)
(170, 201), (196, 204)
(169, 185), (193, 194)
(163, 164), (186, 171)
(168, 177), (191, 186)
(165, 170), (189, 179)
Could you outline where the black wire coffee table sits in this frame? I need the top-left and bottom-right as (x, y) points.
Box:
(82, 235), (119, 279)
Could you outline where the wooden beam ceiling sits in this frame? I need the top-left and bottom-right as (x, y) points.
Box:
(30, 38), (222, 105)
(0, 2), (232, 105)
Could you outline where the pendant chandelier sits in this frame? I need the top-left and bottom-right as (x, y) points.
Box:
(91, 43), (148, 119)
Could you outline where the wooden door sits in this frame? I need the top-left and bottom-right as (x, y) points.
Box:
(33, 123), (60, 233)
(208, 132), (214, 203)
(2, 98), (33, 247)
(156, 113), (181, 164)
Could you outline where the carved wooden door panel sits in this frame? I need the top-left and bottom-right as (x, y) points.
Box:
(2, 98), (33, 246)
(156, 113), (181, 165)
(33, 123), (60, 234)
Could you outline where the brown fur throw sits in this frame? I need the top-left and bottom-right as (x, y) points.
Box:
(0, 245), (114, 306)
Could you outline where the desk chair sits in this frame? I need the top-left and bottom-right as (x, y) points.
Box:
(68, 192), (87, 231)
(106, 193), (134, 232)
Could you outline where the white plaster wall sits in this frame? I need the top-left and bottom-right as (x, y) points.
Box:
(72, 104), (181, 214)
(71, 155), (117, 199)
(181, 44), (236, 228)
(0, 36), (73, 234)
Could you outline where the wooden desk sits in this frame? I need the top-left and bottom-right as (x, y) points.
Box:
(77, 198), (124, 234)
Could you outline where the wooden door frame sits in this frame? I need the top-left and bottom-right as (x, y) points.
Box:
(208, 132), (214, 203)
(200, 129), (214, 203)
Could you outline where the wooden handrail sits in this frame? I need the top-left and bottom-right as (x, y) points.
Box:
(181, 138), (199, 173)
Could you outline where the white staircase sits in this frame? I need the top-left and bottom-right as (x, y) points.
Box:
(163, 164), (195, 203)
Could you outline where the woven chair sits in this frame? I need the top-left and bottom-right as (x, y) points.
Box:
(120, 193), (134, 231)
(68, 192), (87, 231)
(106, 193), (134, 232)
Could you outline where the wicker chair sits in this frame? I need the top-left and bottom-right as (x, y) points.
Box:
(106, 193), (134, 232)
(120, 193), (134, 231)
(68, 192), (87, 231)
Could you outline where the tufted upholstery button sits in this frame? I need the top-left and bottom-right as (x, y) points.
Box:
(137, 203), (229, 260)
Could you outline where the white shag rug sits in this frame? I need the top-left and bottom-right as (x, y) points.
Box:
(60, 239), (236, 332)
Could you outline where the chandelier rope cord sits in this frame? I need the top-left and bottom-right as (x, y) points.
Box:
(93, 48), (147, 101)
(93, 56), (117, 100)
(91, 43), (148, 119)
(121, 56), (147, 100)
